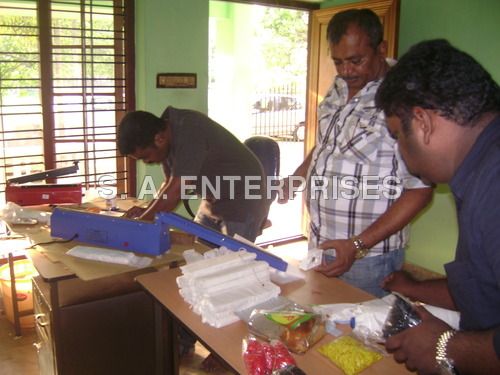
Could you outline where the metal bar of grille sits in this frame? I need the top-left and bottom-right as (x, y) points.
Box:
(0, 0), (133, 199)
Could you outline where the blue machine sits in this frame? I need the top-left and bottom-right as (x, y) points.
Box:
(50, 208), (170, 256)
(157, 212), (288, 272)
(50, 208), (288, 271)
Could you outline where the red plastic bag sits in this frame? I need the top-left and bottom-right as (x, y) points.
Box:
(242, 335), (296, 375)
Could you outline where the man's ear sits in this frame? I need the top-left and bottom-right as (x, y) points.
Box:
(377, 40), (388, 58)
(411, 107), (433, 144)
(154, 129), (167, 148)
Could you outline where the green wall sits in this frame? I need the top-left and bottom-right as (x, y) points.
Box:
(134, 0), (208, 215)
(321, 0), (500, 273)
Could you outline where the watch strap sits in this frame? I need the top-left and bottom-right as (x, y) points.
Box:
(436, 329), (457, 375)
(351, 236), (369, 259)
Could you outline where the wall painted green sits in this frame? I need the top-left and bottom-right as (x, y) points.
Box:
(134, 0), (208, 216)
(321, 0), (500, 273)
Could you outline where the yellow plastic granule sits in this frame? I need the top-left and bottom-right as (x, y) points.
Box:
(317, 335), (383, 375)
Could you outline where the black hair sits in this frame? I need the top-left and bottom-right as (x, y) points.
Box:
(117, 110), (166, 155)
(376, 39), (500, 132)
(326, 8), (383, 49)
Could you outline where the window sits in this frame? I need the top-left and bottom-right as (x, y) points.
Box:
(0, 0), (135, 204)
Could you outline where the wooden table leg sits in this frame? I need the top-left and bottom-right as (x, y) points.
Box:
(8, 253), (21, 337)
(155, 300), (180, 375)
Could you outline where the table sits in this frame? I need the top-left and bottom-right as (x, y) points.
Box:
(136, 266), (412, 375)
(8, 201), (205, 375)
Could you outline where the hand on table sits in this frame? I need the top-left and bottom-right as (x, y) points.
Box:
(385, 306), (451, 374)
(313, 239), (356, 277)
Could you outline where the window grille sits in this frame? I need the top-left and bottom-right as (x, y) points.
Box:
(0, 0), (135, 203)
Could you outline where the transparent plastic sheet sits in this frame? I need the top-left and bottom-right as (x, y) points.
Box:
(247, 301), (326, 354)
(318, 335), (383, 375)
(242, 335), (299, 375)
(312, 297), (392, 352)
(382, 293), (422, 338)
(0, 202), (51, 225)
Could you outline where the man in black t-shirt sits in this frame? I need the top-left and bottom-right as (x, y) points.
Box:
(117, 106), (271, 242)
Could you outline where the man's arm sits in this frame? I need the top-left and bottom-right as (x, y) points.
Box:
(277, 147), (314, 203)
(382, 271), (456, 310)
(449, 328), (500, 374)
(386, 307), (500, 374)
(138, 176), (183, 221)
(316, 187), (433, 277)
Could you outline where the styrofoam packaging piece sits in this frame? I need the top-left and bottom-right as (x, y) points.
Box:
(192, 261), (269, 289)
(192, 283), (277, 317)
(181, 269), (272, 305)
(176, 245), (282, 328)
(180, 250), (256, 276)
(179, 268), (272, 308)
(201, 310), (240, 328)
(200, 282), (281, 313)
(182, 249), (204, 264)
(177, 261), (269, 289)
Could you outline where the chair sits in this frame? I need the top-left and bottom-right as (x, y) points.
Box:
(183, 136), (280, 221)
(244, 136), (280, 231)
(244, 136), (280, 201)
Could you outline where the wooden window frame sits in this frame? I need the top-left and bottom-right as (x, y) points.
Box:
(0, 0), (136, 203)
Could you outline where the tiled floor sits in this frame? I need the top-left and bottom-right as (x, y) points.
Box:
(0, 311), (39, 375)
(0, 240), (308, 375)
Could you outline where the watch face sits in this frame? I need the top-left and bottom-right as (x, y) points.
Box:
(354, 248), (368, 259)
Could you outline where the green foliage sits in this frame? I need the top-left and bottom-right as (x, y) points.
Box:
(0, 11), (118, 97)
(259, 8), (308, 81)
(0, 15), (39, 92)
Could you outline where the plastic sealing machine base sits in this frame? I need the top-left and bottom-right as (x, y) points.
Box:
(50, 208), (288, 271)
(50, 208), (171, 256)
(6, 162), (82, 206)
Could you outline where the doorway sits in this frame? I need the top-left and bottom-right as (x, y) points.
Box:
(208, 1), (309, 243)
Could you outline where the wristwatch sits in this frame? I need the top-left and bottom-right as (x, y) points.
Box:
(351, 236), (369, 259)
(436, 330), (458, 375)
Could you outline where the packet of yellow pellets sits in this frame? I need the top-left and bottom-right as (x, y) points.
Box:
(317, 335), (383, 375)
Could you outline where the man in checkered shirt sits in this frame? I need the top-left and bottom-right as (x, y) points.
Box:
(279, 9), (432, 297)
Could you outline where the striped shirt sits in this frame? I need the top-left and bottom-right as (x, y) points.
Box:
(306, 75), (427, 255)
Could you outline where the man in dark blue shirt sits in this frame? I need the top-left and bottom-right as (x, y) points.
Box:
(376, 39), (500, 375)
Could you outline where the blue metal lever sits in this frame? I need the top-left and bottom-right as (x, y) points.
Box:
(157, 212), (288, 272)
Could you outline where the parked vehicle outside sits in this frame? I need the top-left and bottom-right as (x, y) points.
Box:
(251, 94), (305, 141)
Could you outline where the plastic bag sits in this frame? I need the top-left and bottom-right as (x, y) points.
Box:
(242, 335), (297, 375)
(318, 335), (383, 375)
(0, 202), (51, 225)
(382, 293), (421, 338)
(248, 302), (326, 353)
